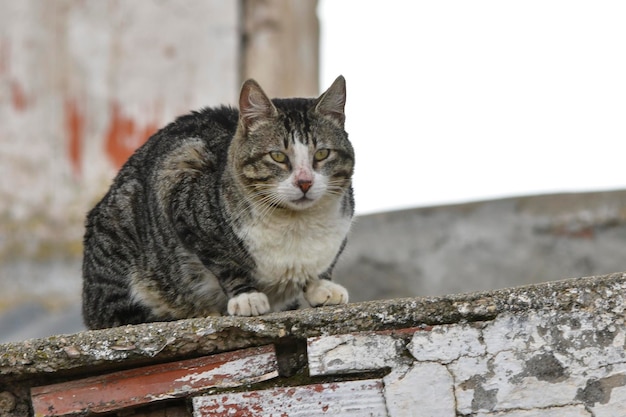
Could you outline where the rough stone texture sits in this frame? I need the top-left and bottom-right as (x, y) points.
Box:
(1, 273), (625, 416)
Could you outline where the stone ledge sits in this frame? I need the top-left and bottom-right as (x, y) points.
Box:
(1, 272), (625, 416)
(1, 272), (624, 381)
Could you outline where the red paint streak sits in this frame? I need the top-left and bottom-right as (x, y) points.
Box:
(105, 102), (159, 168)
(11, 80), (27, 111)
(65, 99), (85, 176)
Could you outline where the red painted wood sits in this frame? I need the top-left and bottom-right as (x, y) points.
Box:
(31, 345), (278, 417)
(192, 379), (388, 417)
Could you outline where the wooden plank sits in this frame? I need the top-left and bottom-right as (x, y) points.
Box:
(31, 345), (278, 417)
(192, 379), (388, 417)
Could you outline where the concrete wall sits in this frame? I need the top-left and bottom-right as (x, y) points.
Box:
(337, 190), (626, 301)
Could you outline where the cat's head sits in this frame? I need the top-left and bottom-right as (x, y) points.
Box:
(229, 76), (354, 212)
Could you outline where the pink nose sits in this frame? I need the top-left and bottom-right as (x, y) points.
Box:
(298, 179), (312, 193)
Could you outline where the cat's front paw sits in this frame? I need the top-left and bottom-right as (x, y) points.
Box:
(227, 291), (271, 316)
(305, 280), (349, 307)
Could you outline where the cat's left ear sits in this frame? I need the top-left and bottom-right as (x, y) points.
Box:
(239, 79), (277, 131)
(314, 75), (346, 127)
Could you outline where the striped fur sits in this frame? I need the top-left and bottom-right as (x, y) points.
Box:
(82, 76), (354, 329)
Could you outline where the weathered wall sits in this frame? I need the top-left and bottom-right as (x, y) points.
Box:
(1, 273), (625, 416)
(0, 0), (239, 306)
(337, 190), (626, 301)
(0, 0), (320, 316)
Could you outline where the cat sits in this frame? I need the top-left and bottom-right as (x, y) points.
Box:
(82, 76), (354, 329)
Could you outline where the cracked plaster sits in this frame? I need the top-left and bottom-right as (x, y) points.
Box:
(1, 273), (626, 416)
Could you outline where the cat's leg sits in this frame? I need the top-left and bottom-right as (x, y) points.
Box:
(304, 278), (349, 307)
(213, 267), (271, 316)
(227, 291), (271, 316)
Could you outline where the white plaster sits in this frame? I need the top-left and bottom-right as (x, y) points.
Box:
(408, 323), (485, 362)
(492, 350), (582, 411)
(307, 333), (405, 376)
(384, 362), (455, 417)
(482, 312), (547, 355)
(591, 383), (626, 417)
(447, 355), (492, 414)
(444, 309), (626, 414)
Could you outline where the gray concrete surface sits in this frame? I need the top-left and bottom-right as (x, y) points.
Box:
(336, 189), (626, 301)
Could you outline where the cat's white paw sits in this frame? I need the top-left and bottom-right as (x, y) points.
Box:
(305, 279), (349, 307)
(228, 292), (271, 316)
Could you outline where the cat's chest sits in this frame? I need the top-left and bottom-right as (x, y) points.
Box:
(243, 208), (351, 283)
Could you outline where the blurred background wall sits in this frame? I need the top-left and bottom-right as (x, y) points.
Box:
(1, 0), (626, 343)
(0, 0), (319, 341)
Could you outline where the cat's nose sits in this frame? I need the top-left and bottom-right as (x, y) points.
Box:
(297, 179), (312, 193)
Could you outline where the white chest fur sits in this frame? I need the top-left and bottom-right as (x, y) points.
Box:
(241, 199), (352, 308)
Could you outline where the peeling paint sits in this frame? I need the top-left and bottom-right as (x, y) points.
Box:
(307, 330), (414, 376)
(521, 352), (568, 383)
(10, 80), (27, 111)
(104, 102), (159, 168)
(193, 379), (387, 417)
(575, 373), (626, 407)
(31, 345), (279, 417)
(64, 98), (84, 177)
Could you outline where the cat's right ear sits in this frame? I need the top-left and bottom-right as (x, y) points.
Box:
(314, 75), (346, 127)
(239, 79), (277, 132)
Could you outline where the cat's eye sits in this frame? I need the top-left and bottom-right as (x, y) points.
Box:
(269, 151), (288, 163)
(314, 149), (330, 162)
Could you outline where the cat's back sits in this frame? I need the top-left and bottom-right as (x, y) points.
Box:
(84, 105), (239, 245)
(89, 106), (238, 205)
(127, 105), (239, 171)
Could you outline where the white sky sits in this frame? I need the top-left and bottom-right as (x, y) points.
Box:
(319, 1), (626, 215)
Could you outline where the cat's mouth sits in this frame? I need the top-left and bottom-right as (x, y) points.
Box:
(288, 196), (316, 209)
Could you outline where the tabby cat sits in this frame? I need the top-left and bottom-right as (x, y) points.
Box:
(82, 76), (354, 329)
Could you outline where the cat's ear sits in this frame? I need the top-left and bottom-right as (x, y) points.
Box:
(239, 79), (277, 131)
(314, 75), (346, 127)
